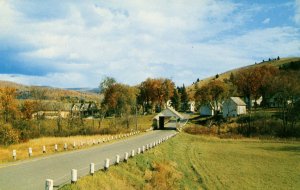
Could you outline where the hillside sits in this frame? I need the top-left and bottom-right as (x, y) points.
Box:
(188, 57), (300, 97)
(0, 80), (101, 102)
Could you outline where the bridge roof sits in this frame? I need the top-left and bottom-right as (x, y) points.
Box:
(153, 107), (184, 120)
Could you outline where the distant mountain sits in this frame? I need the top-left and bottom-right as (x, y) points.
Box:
(65, 88), (100, 93)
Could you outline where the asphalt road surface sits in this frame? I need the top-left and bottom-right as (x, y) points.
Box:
(0, 126), (177, 190)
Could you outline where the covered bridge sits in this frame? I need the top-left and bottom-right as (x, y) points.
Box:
(153, 107), (184, 129)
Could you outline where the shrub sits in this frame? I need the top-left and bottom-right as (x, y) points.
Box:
(147, 162), (182, 190)
(0, 123), (19, 145)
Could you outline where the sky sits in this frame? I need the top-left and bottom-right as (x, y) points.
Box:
(0, 0), (299, 88)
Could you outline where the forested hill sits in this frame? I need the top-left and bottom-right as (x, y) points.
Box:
(189, 57), (300, 89)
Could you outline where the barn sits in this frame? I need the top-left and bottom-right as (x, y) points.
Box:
(222, 97), (246, 118)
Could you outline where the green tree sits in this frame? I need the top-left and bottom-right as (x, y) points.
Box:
(179, 84), (189, 112)
(99, 76), (116, 94)
(171, 88), (180, 110)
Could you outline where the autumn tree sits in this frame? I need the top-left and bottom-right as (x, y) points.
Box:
(138, 78), (175, 113)
(102, 83), (137, 117)
(195, 80), (228, 115)
(0, 87), (19, 123)
(195, 80), (228, 133)
(20, 100), (36, 120)
(234, 65), (278, 108)
(30, 87), (47, 120)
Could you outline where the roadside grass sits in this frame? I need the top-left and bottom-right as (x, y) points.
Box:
(0, 115), (154, 164)
(0, 134), (131, 164)
(61, 132), (300, 190)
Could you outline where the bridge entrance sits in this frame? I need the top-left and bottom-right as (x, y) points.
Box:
(153, 107), (184, 130)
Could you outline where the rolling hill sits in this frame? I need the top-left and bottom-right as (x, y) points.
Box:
(187, 57), (300, 97)
(0, 80), (101, 102)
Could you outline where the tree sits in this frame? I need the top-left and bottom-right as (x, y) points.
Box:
(0, 87), (19, 123)
(256, 66), (278, 107)
(170, 88), (180, 110)
(20, 100), (36, 120)
(195, 80), (228, 133)
(137, 78), (175, 113)
(99, 76), (116, 94)
(179, 84), (189, 112)
(234, 68), (260, 109)
(270, 71), (300, 136)
(30, 87), (47, 120)
(102, 83), (137, 117)
(195, 80), (228, 115)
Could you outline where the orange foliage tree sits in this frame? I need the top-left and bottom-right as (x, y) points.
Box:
(0, 87), (19, 123)
(138, 78), (175, 113)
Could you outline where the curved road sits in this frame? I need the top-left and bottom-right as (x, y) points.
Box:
(0, 128), (177, 190)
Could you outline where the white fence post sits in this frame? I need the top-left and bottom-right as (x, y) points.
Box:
(131, 149), (135, 157)
(137, 148), (141, 154)
(124, 152), (129, 162)
(73, 142), (76, 149)
(71, 169), (77, 183)
(45, 179), (53, 190)
(90, 163), (95, 176)
(12, 149), (16, 160)
(28, 147), (32, 157)
(43, 146), (46, 153)
(116, 155), (120, 165)
(142, 146), (145, 153)
(54, 144), (58, 152)
(64, 143), (68, 150)
(104, 158), (110, 170)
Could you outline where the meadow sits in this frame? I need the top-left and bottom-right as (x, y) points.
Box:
(61, 132), (300, 190)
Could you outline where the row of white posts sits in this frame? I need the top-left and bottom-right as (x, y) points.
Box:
(45, 133), (177, 190)
(12, 131), (140, 160)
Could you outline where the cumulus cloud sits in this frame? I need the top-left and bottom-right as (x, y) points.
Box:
(0, 0), (299, 88)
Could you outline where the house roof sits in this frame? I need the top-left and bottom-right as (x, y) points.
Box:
(153, 107), (184, 120)
(230, 97), (246, 106)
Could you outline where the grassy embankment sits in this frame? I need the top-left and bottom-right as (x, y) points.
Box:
(0, 115), (154, 164)
(61, 131), (300, 190)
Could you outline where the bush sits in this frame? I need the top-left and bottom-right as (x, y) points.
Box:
(184, 124), (217, 135)
(0, 123), (19, 145)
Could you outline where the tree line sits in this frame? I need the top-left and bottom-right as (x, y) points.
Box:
(193, 65), (300, 137)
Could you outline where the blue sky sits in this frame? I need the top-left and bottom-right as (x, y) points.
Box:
(0, 0), (299, 88)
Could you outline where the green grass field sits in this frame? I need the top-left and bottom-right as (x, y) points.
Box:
(61, 132), (300, 190)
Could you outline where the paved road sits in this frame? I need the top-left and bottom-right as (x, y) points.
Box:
(0, 127), (177, 190)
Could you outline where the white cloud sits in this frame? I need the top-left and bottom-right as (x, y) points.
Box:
(0, 1), (299, 88)
(295, 0), (300, 24)
(262, 18), (270, 24)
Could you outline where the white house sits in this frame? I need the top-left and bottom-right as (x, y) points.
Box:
(199, 102), (222, 116)
(223, 97), (246, 118)
(188, 101), (196, 112)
